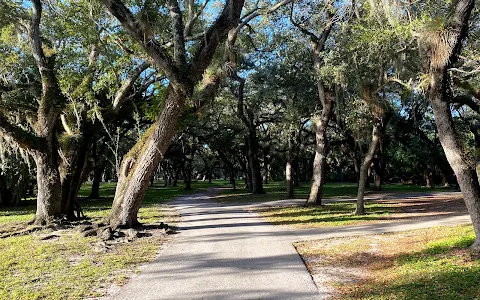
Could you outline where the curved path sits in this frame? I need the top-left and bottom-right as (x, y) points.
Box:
(110, 190), (470, 300)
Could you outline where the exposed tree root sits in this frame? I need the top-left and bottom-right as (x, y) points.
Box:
(0, 225), (45, 239)
(77, 219), (176, 242)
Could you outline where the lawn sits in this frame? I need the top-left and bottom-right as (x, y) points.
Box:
(0, 180), (222, 300)
(213, 181), (462, 228)
(257, 195), (466, 228)
(214, 181), (455, 204)
(295, 224), (480, 299)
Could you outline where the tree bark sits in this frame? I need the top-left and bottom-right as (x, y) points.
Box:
(101, 0), (245, 228)
(430, 70), (480, 246)
(60, 132), (91, 218)
(172, 168), (178, 187)
(246, 129), (265, 194)
(425, 170), (432, 188)
(263, 150), (269, 184)
(355, 122), (382, 215)
(233, 74), (264, 194)
(286, 133), (295, 198)
(184, 159), (192, 190)
(424, 0), (480, 247)
(104, 88), (185, 228)
(0, 0), (65, 224)
(373, 157), (382, 190)
(291, 3), (335, 205)
(89, 162), (105, 199)
(307, 94), (334, 205)
(32, 152), (62, 225)
(218, 151), (236, 190)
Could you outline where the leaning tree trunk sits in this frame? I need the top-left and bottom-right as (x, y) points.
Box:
(355, 122), (382, 215)
(307, 94), (334, 205)
(430, 71), (480, 247)
(32, 151), (62, 225)
(104, 88), (185, 228)
(423, 0), (479, 246)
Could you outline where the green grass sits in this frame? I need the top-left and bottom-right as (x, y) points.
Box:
(296, 225), (480, 299)
(0, 180), (224, 299)
(0, 180), (228, 224)
(0, 230), (168, 299)
(257, 202), (395, 227)
(215, 181), (455, 204)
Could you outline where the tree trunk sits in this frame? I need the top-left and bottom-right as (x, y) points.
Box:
(286, 161), (294, 199)
(230, 169), (236, 190)
(89, 162), (105, 199)
(286, 132), (295, 198)
(184, 160), (192, 190)
(32, 152), (62, 225)
(263, 151), (269, 184)
(246, 131), (264, 194)
(352, 151), (360, 184)
(337, 164), (344, 182)
(218, 151), (236, 190)
(425, 171), (432, 188)
(104, 88), (184, 228)
(244, 157), (252, 191)
(172, 168), (178, 187)
(0, 175), (10, 206)
(293, 159), (299, 187)
(423, 0), (478, 246)
(307, 94), (334, 205)
(60, 135), (90, 219)
(355, 123), (382, 215)
(430, 70), (480, 247)
(373, 158), (382, 190)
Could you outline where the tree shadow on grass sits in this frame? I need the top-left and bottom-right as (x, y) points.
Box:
(260, 198), (468, 226)
(317, 234), (480, 299)
(348, 267), (480, 299)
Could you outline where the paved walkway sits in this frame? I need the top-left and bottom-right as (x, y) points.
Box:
(110, 191), (470, 300)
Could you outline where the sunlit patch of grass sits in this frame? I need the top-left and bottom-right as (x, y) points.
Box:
(0, 231), (165, 299)
(257, 202), (394, 227)
(295, 225), (480, 299)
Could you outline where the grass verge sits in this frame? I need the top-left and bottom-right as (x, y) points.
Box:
(0, 180), (222, 299)
(295, 224), (480, 299)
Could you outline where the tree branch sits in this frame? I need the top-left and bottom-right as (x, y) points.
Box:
(112, 62), (151, 113)
(190, 0), (245, 82)
(0, 111), (43, 150)
(184, 0), (211, 37)
(453, 95), (480, 113)
(101, 0), (181, 87)
(167, 0), (187, 68)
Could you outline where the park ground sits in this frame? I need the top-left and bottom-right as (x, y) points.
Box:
(0, 180), (477, 299)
